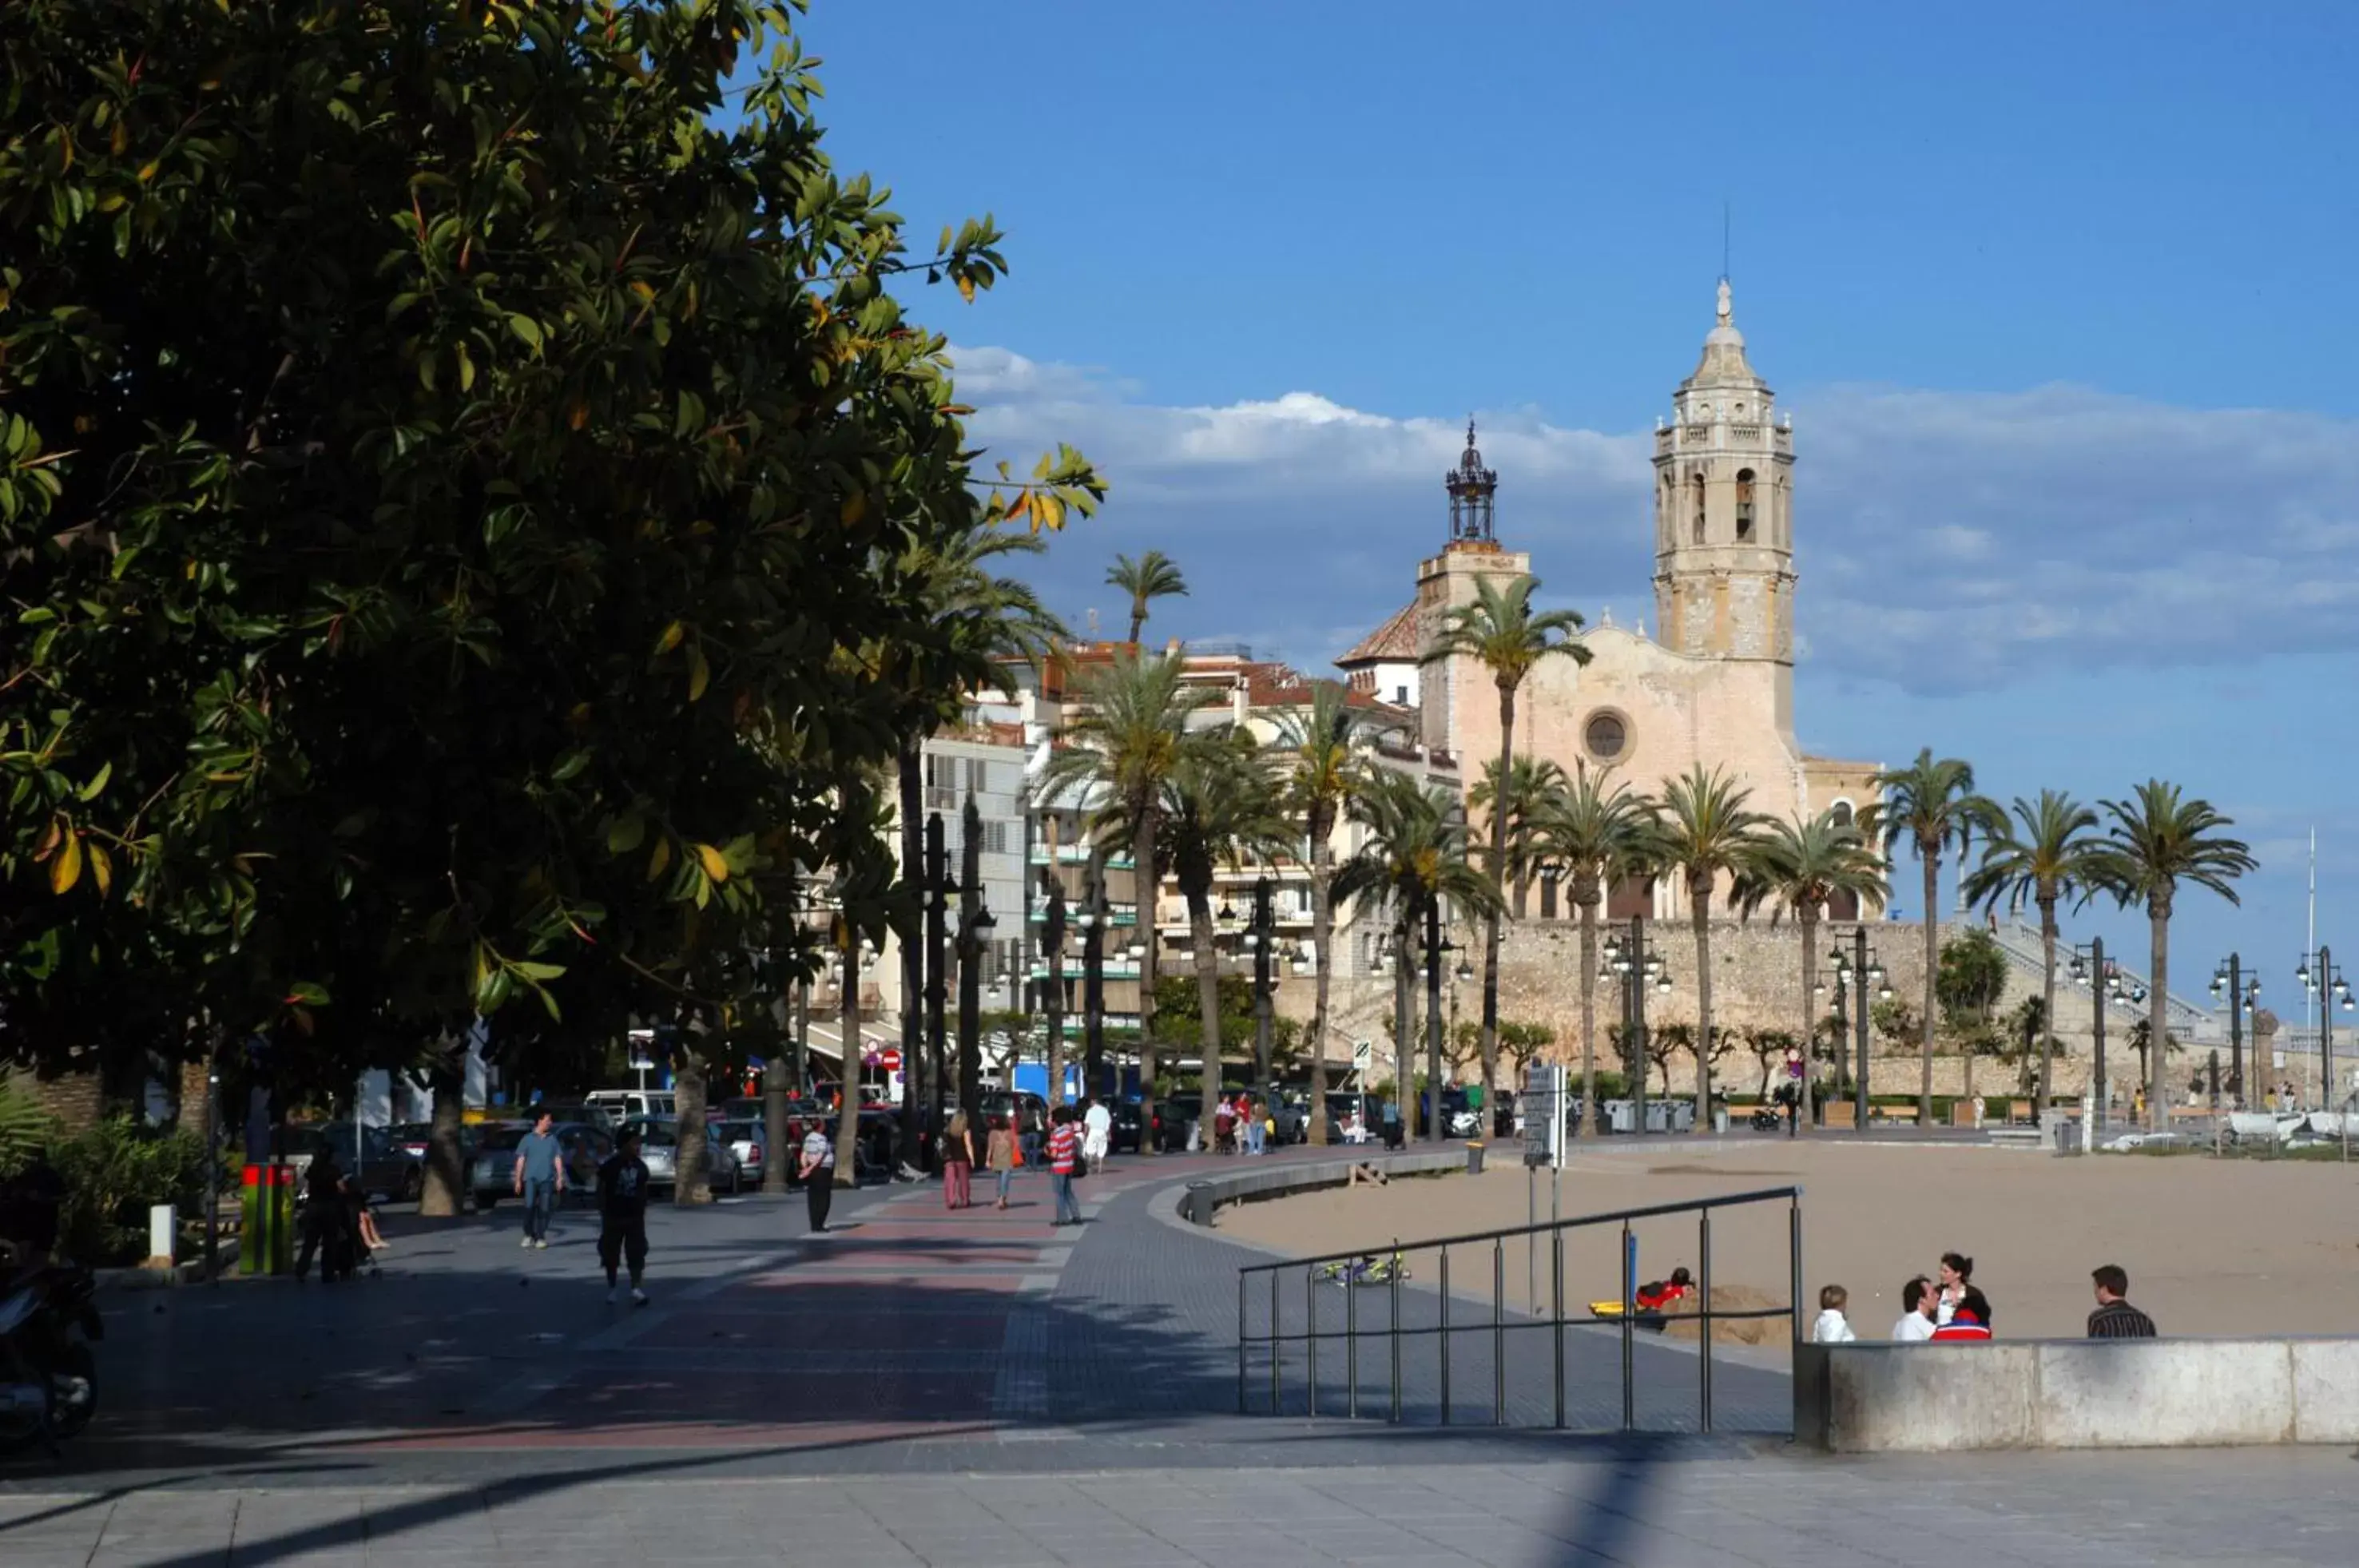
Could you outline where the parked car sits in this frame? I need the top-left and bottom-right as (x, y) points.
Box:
(468, 1121), (613, 1210)
(288, 1122), (423, 1203)
(713, 1118), (766, 1186)
(527, 1102), (617, 1133)
(585, 1089), (676, 1126)
(1264, 1093), (1311, 1145)
(979, 1090), (1049, 1138)
(627, 1117), (744, 1195)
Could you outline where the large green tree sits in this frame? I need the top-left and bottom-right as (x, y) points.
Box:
(2090, 781), (2256, 1131)
(1962, 790), (2103, 1121)
(1471, 755), (1569, 919)
(1033, 652), (1214, 1138)
(1866, 751), (2000, 1122)
(1160, 736), (1287, 1134)
(1658, 766), (1767, 1133)
(0, 2), (1101, 1193)
(1735, 809), (1888, 1124)
(1533, 770), (1657, 1141)
(1271, 682), (1361, 1144)
(1421, 575), (1588, 1121)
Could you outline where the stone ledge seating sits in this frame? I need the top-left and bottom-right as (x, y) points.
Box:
(1179, 1149), (1471, 1225)
(1796, 1338), (2359, 1451)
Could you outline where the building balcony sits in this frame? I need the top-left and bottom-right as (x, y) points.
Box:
(1029, 898), (1137, 927)
(1027, 844), (1135, 869)
(1028, 959), (1142, 982)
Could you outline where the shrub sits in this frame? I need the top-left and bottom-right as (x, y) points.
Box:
(0, 1077), (60, 1180)
(53, 1117), (217, 1266)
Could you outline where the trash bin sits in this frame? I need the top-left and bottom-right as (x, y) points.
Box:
(1604, 1098), (1637, 1134)
(1183, 1180), (1215, 1226)
(240, 1162), (296, 1275)
(1465, 1141), (1486, 1175)
(2048, 1119), (2084, 1156)
(1712, 1106), (1730, 1134)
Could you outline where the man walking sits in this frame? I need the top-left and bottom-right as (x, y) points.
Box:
(1082, 1096), (1112, 1171)
(798, 1114), (836, 1233)
(596, 1126), (653, 1306)
(513, 1111), (564, 1248)
(1046, 1106), (1084, 1228)
(2087, 1264), (2158, 1338)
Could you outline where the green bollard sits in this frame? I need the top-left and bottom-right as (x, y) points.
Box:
(240, 1162), (296, 1274)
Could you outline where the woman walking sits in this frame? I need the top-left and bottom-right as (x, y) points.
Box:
(942, 1110), (976, 1210)
(986, 1114), (1018, 1210)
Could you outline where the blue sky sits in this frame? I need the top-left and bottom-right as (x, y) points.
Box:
(797, 1), (2359, 1017)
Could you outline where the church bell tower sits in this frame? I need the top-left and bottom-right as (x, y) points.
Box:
(1651, 280), (1796, 724)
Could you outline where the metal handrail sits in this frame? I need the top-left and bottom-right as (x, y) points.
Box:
(1236, 1184), (1805, 1435)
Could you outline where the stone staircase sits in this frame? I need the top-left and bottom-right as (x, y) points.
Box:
(1980, 918), (2220, 1043)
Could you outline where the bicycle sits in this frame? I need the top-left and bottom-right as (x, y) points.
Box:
(1312, 1252), (1408, 1288)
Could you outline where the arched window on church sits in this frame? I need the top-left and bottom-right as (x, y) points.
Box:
(1690, 471), (1706, 545)
(1735, 468), (1756, 542)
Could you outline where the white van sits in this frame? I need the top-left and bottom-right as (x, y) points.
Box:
(586, 1088), (677, 1125)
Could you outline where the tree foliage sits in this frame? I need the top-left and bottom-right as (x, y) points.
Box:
(0, 2), (1102, 1092)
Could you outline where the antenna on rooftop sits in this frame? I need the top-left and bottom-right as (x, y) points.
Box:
(1722, 199), (1731, 284)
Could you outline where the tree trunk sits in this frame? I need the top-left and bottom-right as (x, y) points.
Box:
(1577, 876), (1601, 1139)
(419, 1050), (467, 1218)
(957, 796), (984, 1126)
(175, 1057), (211, 1136)
(1393, 916), (1416, 1141)
(1134, 807), (1161, 1145)
(1426, 895), (1445, 1144)
(1920, 839), (1940, 1121)
(832, 938), (863, 1185)
(1690, 875), (1714, 1134)
(1126, 607), (1146, 645)
(2036, 891), (2058, 1123)
(1044, 898), (1066, 1111)
(2148, 896), (2170, 1131)
(1307, 816), (1334, 1144)
(673, 1034), (712, 1205)
(1191, 895), (1224, 1138)
(1481, 682), (1512, 1137)
(1797, 906), (1818, 1129)
(1513, 871), (1530, 921)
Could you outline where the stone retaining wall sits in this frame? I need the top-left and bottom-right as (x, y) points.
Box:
(1795, 1339), (2359, 1451)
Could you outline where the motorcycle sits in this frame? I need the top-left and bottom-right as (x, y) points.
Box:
(0, 1260), (102, 1453)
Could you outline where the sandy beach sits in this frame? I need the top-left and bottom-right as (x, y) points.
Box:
(1216, 1140), (2359, 1340)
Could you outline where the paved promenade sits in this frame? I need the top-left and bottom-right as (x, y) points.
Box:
(4, 1138), (2357, 1564)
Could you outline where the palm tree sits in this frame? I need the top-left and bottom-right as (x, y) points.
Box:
(1962, 790), (2105, 1122)
(1421, 574), (1590, 1117)
(1106, 550), (1188, 645)
(1273, 682), (1363, 1143)
(1162, 737), (1289, 1136)
(892, 526), (1063, 1155)
(1533, 769), (1658, 1140)
(2088, 780), (2257, 1131)
(1033, 651), (1218, 1143)
(1332, 769), (1500, 1141)
(1737, 810), (1889, 1125)
(1471, 755), (1571, 918)
(1865, 750), (2000, 1122)
(1657, 765), (1769, 1133)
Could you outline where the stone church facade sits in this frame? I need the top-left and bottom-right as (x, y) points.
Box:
(1341, 281), (1880, 921)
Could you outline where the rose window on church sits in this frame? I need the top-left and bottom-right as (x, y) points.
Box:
(1584, 713), (1628, 761)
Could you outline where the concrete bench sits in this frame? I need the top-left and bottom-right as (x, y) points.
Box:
(1796, 1339), (2359, 1451)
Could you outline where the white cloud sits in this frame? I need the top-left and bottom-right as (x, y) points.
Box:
(953, 345), (2359, 693)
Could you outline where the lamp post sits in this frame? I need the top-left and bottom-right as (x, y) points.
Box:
(1078, 863), (1107, 1102)
(1811, 928), (1888, 1130)
(1424, 895), (1457, 1143)
(1040, 872), (1067, 1106)
(2068, 939), (2146, 1137)
(1245, 875), (1277, 1109)
(2293, 947), (2353, 1113)
(1376, 927), (1414, 1141)
(2209, 955), (2262, 1110)
(1602, 919), (1674, 1135)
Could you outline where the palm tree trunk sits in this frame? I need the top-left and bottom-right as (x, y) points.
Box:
(1578, 879), (1600, 1140)
(896, 736), (923, 1179)
(832, 937), (863, 1183)
(2036, 892), (2058, 1122)
(2148, 897), (2170, 1131)
(673, 1039), (712, 1205)
(1191, 896), (1224, 1140)
(1482, 684), (1512, 1134)
(1920, 840), (1940, 1121)
(1134, 807), (1161, 1146)
(1798, 907), (1818, 1130)
(1126, 606), (1146, 645)
(1690, 879), (1714, 1134)
(1392, 915), (1415, 1141)
(1307, 828), (1334, 1145)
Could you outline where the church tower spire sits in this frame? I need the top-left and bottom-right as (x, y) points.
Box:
(1651, 280), (1797, 730)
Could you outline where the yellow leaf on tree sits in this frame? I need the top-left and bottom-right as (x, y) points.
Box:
(1032, 492), (1064, 533)
(50, 834), (82, 895)
(686, 644), (710, 701)
(840, 490), (867, 526)
(956, 274), (976, 304)
(89, 844), (113, 896)
(693, 843), (729, 883)
(653, 621), (684, 655)
(1003, 491), (1030, 526)
(646, 836), (673, 882)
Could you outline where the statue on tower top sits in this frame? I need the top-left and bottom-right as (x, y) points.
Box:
(1716, 276), (1732, 326)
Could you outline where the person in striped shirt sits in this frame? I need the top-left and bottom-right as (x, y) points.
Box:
(2087, 1264), (2158, 1338)
(1046, 1106), (1085, 1228)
